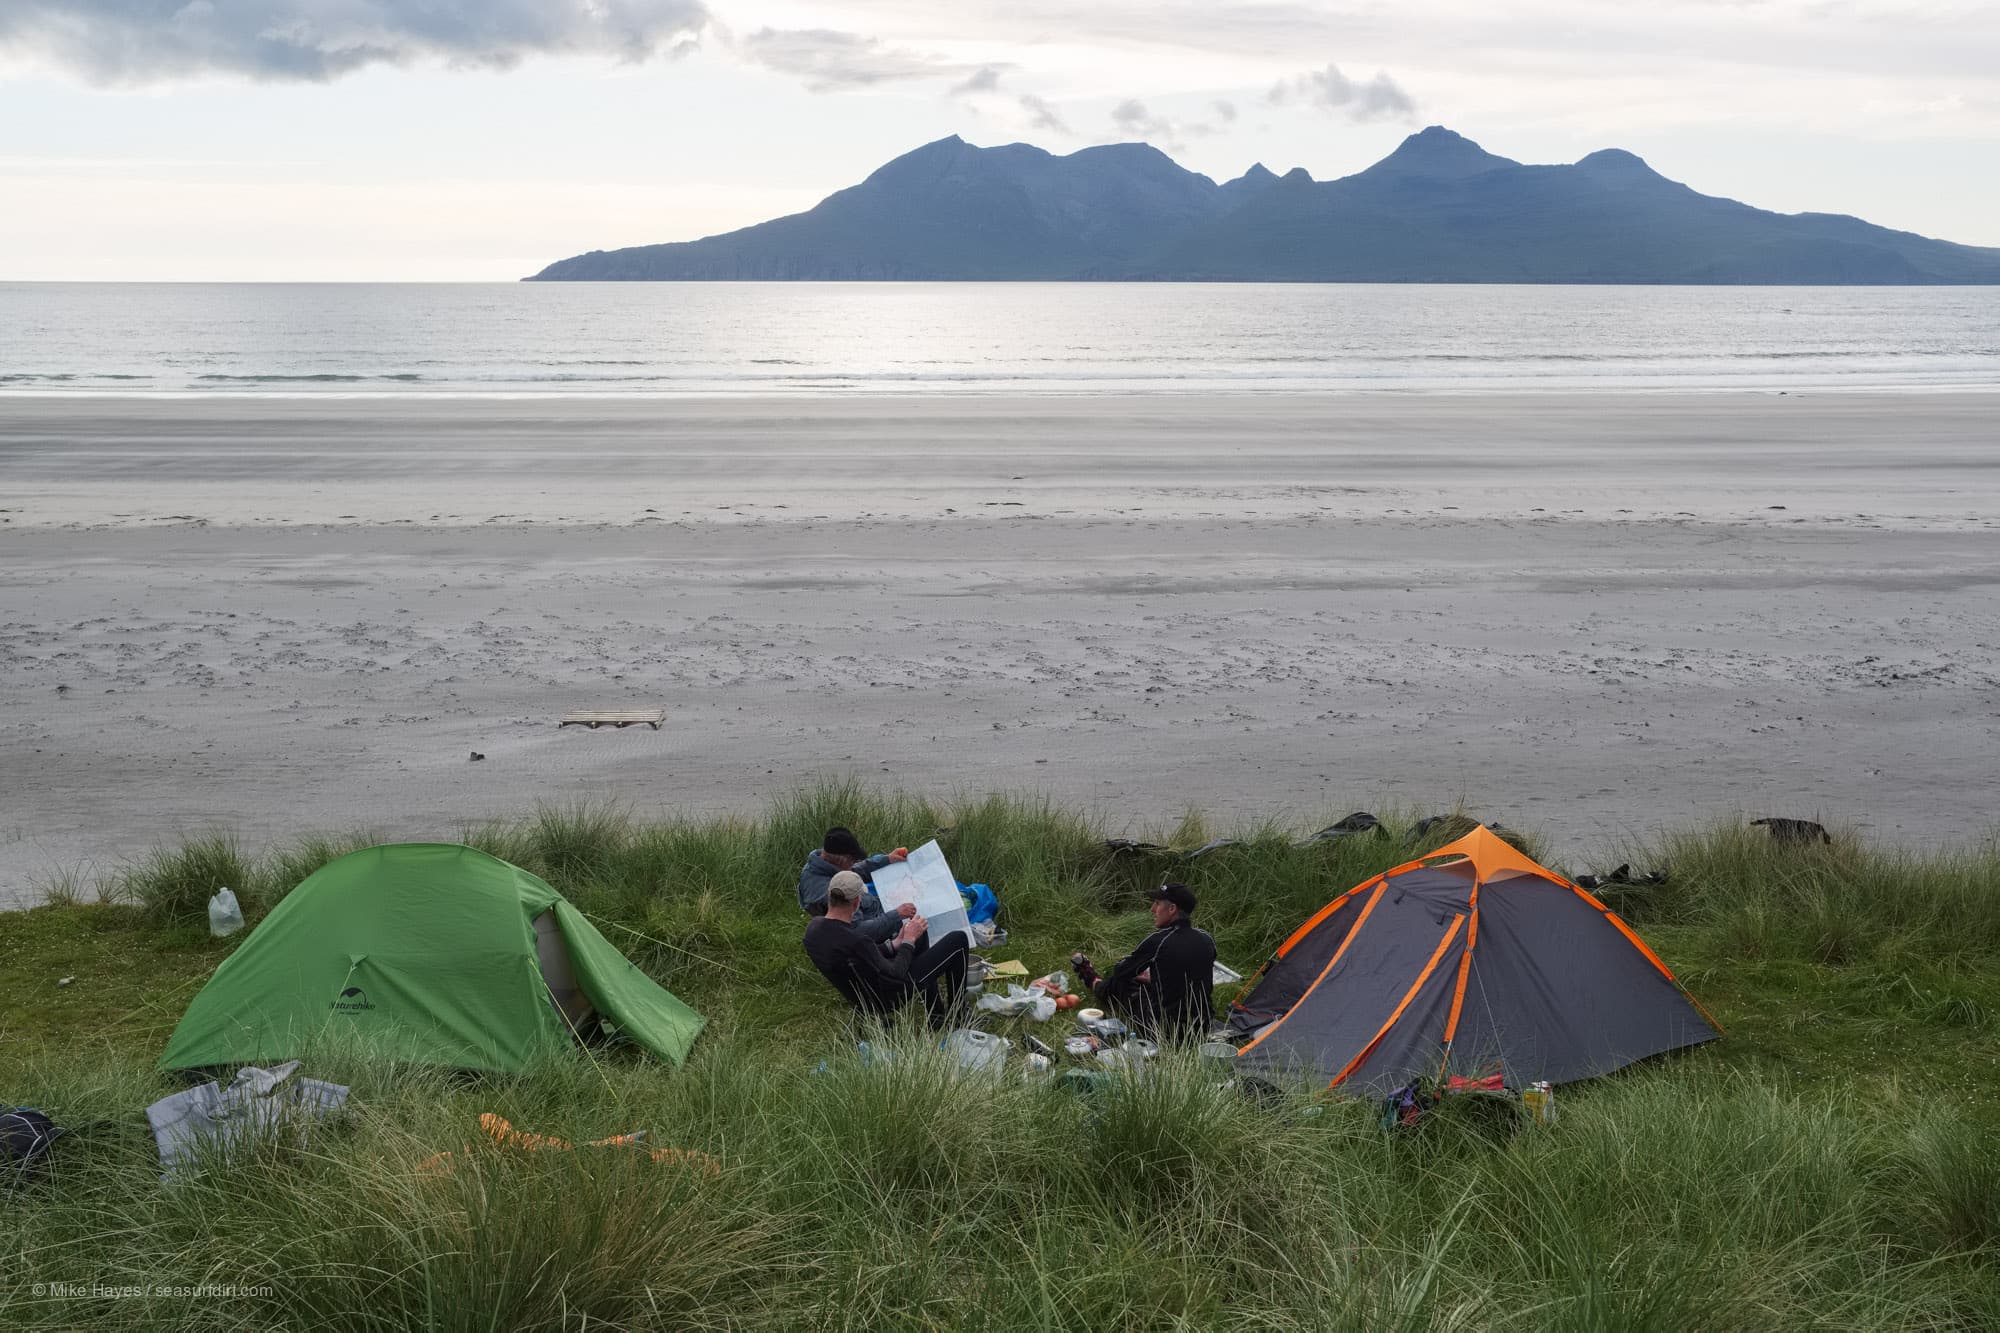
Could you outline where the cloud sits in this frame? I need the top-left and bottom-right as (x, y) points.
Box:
(942, 63), (1071, 138)
(0, 0), (711, 84)
(952, 64), (1003, 95)
(1018, 93), (1070, 135)
(737, 27), (998, 92)
(1109, 96), (1231, 148)
(1212, 98), (1238, 122)
(1110, 97), (1173, 140)
(1269, 62), (1417, 120)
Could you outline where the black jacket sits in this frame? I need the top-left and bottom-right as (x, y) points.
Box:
(1096, 918), (1217, 1040)
(803, 915), (918, 1015)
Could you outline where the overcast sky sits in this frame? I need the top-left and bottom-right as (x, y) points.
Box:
(2, 1), (1996, 279)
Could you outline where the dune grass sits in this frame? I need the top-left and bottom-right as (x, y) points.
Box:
(4, 783), (1997, 1329)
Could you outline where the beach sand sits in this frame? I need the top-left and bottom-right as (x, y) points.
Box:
(2, 393), (1996, 906)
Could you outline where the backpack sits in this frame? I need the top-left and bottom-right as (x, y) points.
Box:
(1381, 1082), (1436, 1132)
(2, 1107), (65, 1187)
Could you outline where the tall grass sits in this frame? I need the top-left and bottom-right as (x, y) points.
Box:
(255, 831), (382, 907)
(5, 1036), (1993, 1329)
(1599, 821), (2000, 967)
(10, 788), (1999, 1328)
(111, 832), (254, 927)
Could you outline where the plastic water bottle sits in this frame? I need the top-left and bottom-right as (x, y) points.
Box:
(208, 887), (245, 938)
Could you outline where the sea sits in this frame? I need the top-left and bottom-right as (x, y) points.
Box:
(1, 281), (1996, 396)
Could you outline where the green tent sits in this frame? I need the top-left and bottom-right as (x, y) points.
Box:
(159, 843), (705, 1074)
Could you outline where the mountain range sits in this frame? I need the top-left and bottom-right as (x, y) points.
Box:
(527, 127), (2000, 284)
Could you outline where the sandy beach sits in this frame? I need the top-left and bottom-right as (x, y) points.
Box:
(2, 392), (1996, 906)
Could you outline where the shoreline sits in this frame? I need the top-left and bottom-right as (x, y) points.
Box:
(4, 380), (2000, 399)
(6, 390), (2000, 531)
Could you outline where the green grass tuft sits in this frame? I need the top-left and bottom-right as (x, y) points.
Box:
(111, 832), (254, 927)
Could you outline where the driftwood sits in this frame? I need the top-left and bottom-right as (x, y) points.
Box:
(558, 709), (667, 730)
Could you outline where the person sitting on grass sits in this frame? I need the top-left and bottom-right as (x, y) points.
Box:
(1070, 883), (1216, 1042)
(804, 871), (969, 1031)
(797, 825), (911, 944)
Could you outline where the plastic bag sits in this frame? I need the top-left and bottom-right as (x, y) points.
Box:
(1080, 1012), (1127, 1041)
(975, 985), (1037, 1017)
(1030, 970), (1069, 996)
(1028, 995), (1057, 1022)
(208, 888), (245, 938)
(958, 882), (1000, 924)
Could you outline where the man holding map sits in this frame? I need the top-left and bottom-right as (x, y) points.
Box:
(803, 870), (970, 1029)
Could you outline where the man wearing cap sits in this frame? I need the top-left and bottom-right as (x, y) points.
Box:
(804, 870), (970, 1030)
(796, 825), (912, 945)
(1070, 884), (1216, 1041)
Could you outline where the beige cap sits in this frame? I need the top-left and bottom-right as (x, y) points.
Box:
(827, 870), (867, 904)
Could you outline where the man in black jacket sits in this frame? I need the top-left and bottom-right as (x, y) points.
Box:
(804, 871), (969, 1030)
(1071, 884), (1216, 1041)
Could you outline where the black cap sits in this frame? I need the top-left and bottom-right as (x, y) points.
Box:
(823, 826), (866, 858)
(1148, 883), (1197, 915)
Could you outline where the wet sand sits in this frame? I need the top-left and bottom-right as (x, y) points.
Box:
(2, 393), (1996, 906)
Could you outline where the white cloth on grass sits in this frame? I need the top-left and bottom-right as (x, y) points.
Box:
(145, 1061), (349, 1181)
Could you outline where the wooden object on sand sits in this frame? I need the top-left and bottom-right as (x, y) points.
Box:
(558, 709), (667, 730)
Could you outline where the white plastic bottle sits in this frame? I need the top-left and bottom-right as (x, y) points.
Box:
(208, 887), (245, 937)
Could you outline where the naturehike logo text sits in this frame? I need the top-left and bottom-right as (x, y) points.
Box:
(331, 986), (375, 1014)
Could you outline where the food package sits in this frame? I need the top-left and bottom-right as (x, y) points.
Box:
(1081, 1012), (1128, 1041)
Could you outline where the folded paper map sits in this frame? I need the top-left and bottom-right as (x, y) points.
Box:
(868, 840), (975, 953)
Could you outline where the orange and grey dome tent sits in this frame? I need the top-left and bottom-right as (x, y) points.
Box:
(1229, 825), (1718, 1092)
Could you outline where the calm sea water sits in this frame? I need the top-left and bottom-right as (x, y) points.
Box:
(2, 282), (1996, 395)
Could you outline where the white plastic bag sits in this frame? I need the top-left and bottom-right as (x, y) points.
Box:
(976, 985), (1037, 1017)
(1027, 995), (1058, 1022)
(208, 887), (244, 938)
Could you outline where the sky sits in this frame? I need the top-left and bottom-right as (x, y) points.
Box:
(1, 1), (1997, 280)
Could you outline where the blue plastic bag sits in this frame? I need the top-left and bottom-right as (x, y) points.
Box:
(958, 881), (999, 924)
